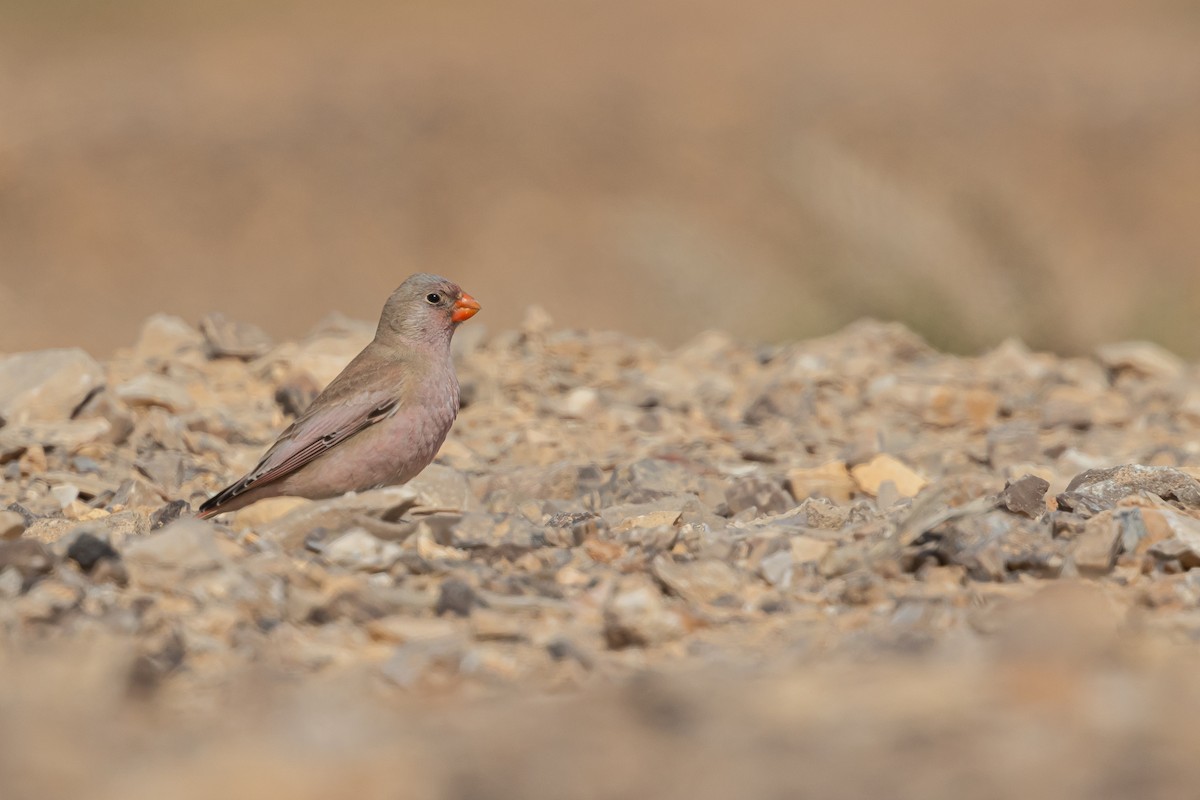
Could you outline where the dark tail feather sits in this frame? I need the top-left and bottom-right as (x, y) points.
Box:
(196, 478), (248, 519)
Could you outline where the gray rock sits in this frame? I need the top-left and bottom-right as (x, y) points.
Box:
(0, 418), (112, 459)
(481, 463), (605, 506)
(1058, 465), (1200, 516)
(603, 575), (686, 648)
(407, 464), (473, 510)
(322, 528), (403, 572)
(435, 578), (479, 617)
(0, 348), (105, 424)
(651, 554), (742, 606)
(199, 312), (274, 360)
(444, 513), (545, 553)
(998, 475), (1050, 518)
(724, 475), (794, 517)
(259, 486), (422, 550)
(758, 548), (794, 589)
(608, 458), (718, 505)
(0, 539), (55, 582)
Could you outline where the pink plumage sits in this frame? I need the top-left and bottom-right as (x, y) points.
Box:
(197, 273), (480, 519)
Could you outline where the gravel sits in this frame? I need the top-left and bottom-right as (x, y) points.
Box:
(3, 313), (1200, 797)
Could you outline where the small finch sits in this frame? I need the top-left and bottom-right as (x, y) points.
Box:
(196, 273), (481, 519)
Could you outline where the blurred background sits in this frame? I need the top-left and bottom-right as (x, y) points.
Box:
(1, 0), (1198, 356)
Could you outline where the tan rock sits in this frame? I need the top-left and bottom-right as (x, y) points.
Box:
(229, 496), (312, 531)
(1068, 512), (1122, 576)
(786, 461), (855, 504)
(924, 386), (999, 430)
(651, 555), (742, 606)
(790, 534), (834, 564)
(0, 348), (105, 424)
(115, 373), (195, 413)
(851, 454), (928, 498)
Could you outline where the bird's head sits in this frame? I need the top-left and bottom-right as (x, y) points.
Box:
(377, 273), (481, 345)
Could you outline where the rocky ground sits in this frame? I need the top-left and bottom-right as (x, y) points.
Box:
(4, 311), (1200, 798)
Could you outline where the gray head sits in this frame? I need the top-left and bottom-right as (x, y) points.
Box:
(375, 273), (481, 346)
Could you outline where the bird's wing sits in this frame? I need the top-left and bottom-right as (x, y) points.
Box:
(198, 360), (405, 517)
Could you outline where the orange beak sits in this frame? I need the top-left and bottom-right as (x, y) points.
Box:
(452, 291), (481, 323)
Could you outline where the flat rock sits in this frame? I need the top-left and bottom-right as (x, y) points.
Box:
(603, 575), (687, 648)
(124, 518), (224, 573)
(1096, 340), (1185, 381)
(199, 312), (274, 360)
(787, 462), (855, 504)
(851, 454), (928, 499)
(131, 314), (205, 362)
(1058, 465), (1200, 516)
(0, 348), (105, 424)
(652, 555), (743, 606)
(998, 474), (1050, 518)
(0, 510), (27, 540)
(115, 373), (194, 413)
(322, 528), (404, 572)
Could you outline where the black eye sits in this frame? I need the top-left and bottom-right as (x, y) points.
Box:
(425, 293), (441, 305)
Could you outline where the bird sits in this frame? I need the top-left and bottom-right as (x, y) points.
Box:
(196, 273), (481, 519)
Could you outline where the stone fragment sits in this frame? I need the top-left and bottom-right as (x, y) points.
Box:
(444, 513), (544, 553)
(131, 314), (205, 362)
(322, 528), (403, 572)
(559, 387), (600, 419)
(0, 509), (26, 540)
(790, 535), (834, 564)
(199, 312), (274, 360)
(258, 486), (421, 549)
(65, 533), (120, 573)
(406, 464), (472, 510)
(435, 578), (479, 617)
(17, 580), (81, 623)
(1041, 386), (1128, 429)
(115, 373), (194, 413)
(786, 462), (855, 504)
(851, 454), (928, 499)
(469, 608), (526, 641)
(544, 511), (602, 547)
(150, 500), (190, 530)
(923, 386), (999, 430)
(724, 475), (794, 517)
(609, 458), (716, 504)
(0, 539), (55, 583)
(230, 497), (313, 531)
(124, 518), (224, 573)
(998, 475), (1050, 518)
(274, 371), (321, 417)
(481, 463), (603, 505)
(0, 418), (112, 459)
(1069, 512), (1123, 576)
(651, 554), (742, 606)
(793, 497), (849, 529)
(0, 348), (105, 424)
(21, 518), (77, 545)
(758, 548), (793, 589)
(603, 576), (687, 648)
(1057, 465), (1200, 516)
(380, 633), (464, 688)
(1096, 341), (1184, 381)
(367, 616), (460, 645)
